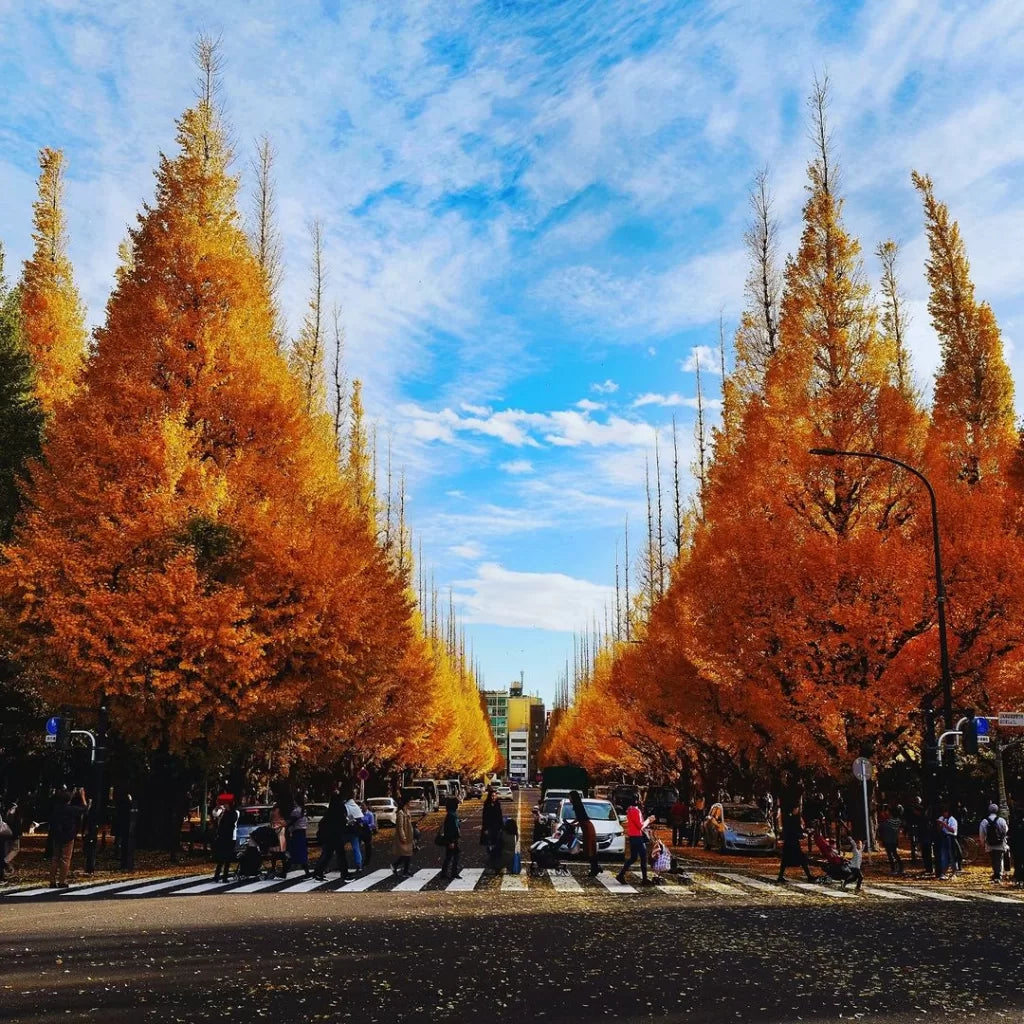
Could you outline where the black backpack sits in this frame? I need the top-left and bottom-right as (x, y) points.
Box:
(986, 816), (1006, 846)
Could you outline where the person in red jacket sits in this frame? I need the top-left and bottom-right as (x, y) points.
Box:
(617, 793), (655, 886)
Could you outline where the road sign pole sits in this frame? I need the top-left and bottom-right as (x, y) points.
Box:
(862, 773), (872, 853)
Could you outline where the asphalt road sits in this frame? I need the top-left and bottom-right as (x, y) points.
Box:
(4, 793), (1021, 1024)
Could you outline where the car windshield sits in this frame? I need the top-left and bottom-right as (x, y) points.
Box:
(562, 800), (617, 822)
(724, 806), (766, 823)
(542, 798), (562, 814)
(401, 789), (424, 801)
(237, 808), (271, 827)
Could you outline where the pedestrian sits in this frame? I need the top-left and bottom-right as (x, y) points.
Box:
(391, 795), (415, 877)
(342, 791), (365, 875)
(115, 789), (137, 871)
(313, 787), (352, 883)
(439, 797), (461, 880)
(935, 806), (956, 880)
(359, 802), (376, 866)
(287, 795), (311, 877)
(569, 790), (600, 877)
(907, 797), (923, 865)
(690, 793), (705, 846)
(844, 837), (864, 893)
(617, 793), (654, 886)
(878, 804), (904, 877)
(1, 799), (22, 881)
(669, 795), (688, 847)
(980, 803), (1009, 884)
(49, 787), (87, 888)
(776, 805), (814, 883)
(212, 795), (239, 881)
(481, 788), (504, 871)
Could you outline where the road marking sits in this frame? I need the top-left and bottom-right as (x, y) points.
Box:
(6, 886), (67, 898)
(117, 874), (210, 896)
(62, 876), (167, 892)
(958, 890), (1023, 904)
(230, 877), (288, 893)
(595, 873), (635, 894)
(391, 868), (438, 892)
(882, 885), (967, 902)
(546, 870), (583, 892)
(782, 881), (857, 899)
(717, 873), (793, 895)
(274, 875), (337, 893)
(658, 880), (695, 897)
(446, 868), (484, 892)
(690, 874), (744, 896)
(858, 885), (915, 900)
(171, 879), (235, 895)
(336, 869), (392, 893)
(501, 872), (528, 891)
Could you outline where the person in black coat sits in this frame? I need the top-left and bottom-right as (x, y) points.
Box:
(440, 798), (462, 879)
(212, 797), (240, 881)
(313, 789), (352, 882)
(776, 806), (814, 883)
(481, 790), (504, 870)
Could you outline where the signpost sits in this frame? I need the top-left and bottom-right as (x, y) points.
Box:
(999, 712), (1024, 728)
(852, 757), (873, 852)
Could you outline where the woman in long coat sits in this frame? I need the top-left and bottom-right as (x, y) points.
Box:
(391, 796), (414, 877)
(481, 789), (504, 870)
(776, 805), (814, 883)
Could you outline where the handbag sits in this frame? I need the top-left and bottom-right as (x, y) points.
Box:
(511, 850), (522, 875)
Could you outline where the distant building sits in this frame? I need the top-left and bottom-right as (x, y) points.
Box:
(528, 702), (547, 781)
(482, 689), (509, 765)
(486, 678), (546, 780)
(508, 729), (529, 781)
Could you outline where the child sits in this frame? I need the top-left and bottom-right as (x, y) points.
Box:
(844, 837), (864, 893)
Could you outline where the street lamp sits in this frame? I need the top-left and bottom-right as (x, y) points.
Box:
(808, 448), (955, 795)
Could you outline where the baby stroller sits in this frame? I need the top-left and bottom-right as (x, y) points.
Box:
(814, 832), (852, 885)
(236, 824), (289, 881)
(530, 820), (580, 876)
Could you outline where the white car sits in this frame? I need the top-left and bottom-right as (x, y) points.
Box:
(558, 798), (625, 857)
(366, 797), (397, 827)
(305, 802), (329, 842)
(494, 785), (514, 800)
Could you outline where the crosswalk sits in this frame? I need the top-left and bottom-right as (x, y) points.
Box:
(5, 868), (1024, 906)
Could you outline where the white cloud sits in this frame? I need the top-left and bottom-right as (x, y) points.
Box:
(632, 392), (722, 410)
(449, 541), (484, 560)
(454, 563), (614, 632)
(591, 379), (619, 394)
(576, 398), (604, 411)
(647, 346), (657, 356)
(499, 459), (535, 475)
(680, 345), (723, 374)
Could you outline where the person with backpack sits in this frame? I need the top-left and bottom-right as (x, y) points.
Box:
(313, 787), (352, 883)
(878, 804), (904, 876)
(980, 803), (1009, 884)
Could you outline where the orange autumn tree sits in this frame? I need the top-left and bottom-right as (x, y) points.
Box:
(0, 95), (408, 756)
(19, 148), (87, 415)
(912, 173), (1023, 718)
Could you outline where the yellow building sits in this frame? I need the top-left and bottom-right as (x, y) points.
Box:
(507, 694), (542, 732)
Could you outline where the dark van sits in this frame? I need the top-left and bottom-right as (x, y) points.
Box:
(645, 786), (680, 824)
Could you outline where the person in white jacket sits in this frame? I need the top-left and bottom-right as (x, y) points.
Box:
(980, 803), (1009, 884)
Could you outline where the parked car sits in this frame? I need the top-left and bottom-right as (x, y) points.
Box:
(412, 779), (439, 813)
(509, 780), (520, 791)
(465, 784), (482, 799)
(445, 779), (464, 801)
(557, 798), (625, 856)
(703, 802), (777, 854)
(543, 787), (573, 806)
(305, 802), (329, 842)
(610, 785), (642, 813)
(436, 781), (453, 804)
(235, 805), (274, 854)
(494, 785), (514, 800)
(645, 786), (680, 824)
(400, 787), (428, 818)
(593, 785), (612, 801)
(366, 797), (397, 827)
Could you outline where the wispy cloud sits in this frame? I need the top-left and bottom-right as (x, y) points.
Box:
(499, 459), (535, 475)
(590, 379), (619, 394)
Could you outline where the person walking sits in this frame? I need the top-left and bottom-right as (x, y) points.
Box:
(906, 797), (924, 865)
(341, 791), (364, 875)
(617, 793), (654, 886)
(287, 795), (311, 877)
(49, 787), (87, 888)
(980, 803), (1009, 884)
(879, 804), (904, 877)
(212, 795), (239, 881)
(313, 788), (352, 883)
(439, 798), (461, 880)
(359, 802), (376, 866)
(481, 788), (504, 872)
(669, 795), (688, 847)
(844, 838), (864, 893)
(1, 798), (24, 882)
(392, 796), (415, 877)
(569, 790), (601, 877)
(776, 805), (814, 883)
(690, 793), (706, 846)
(935, 807), (956, 880)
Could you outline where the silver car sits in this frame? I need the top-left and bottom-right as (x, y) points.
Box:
(705, 802), (777, 853)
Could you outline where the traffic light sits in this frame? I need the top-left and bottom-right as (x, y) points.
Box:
(56, 714), (71, 751)
(962, 714), (979, 755)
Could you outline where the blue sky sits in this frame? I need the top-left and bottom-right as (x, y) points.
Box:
(2, 0), (1024, 705)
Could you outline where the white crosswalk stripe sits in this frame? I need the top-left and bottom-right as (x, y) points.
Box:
(336, 869), (393, 893)
(500, 872), (528, 891)
(690, 874), (744, 896)
(858, 885), (915, 900)
(779, 880), (857, 899)
(275, 875), (336, 894)
(882, 884), (967, 902)
(957, 889), (1023, 904)
(117, 874), (210, 896)
(546, 869), (583, 892)
(717, 872), (794, 895)
(172, 879), (238, 895)
(230, 877), (287, 893)
(446, 868), (485, 892)
(391, 868), (438, 892)
(595, 873), (635, 894)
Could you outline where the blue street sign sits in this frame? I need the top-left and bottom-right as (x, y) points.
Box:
(976, 716), (990, 735)
(45, 716), (60, 736)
